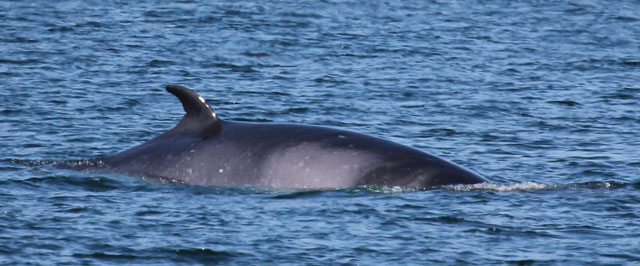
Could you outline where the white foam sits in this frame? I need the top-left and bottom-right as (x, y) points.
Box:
(445, 182), (552, 192)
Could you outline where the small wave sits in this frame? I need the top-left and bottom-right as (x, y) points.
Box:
(72, 248), (237, 265)
(270, 189), (326, 199)
(7, 158), (106, 169)
(446, 182), (552, 192)
(168, 248), (237, 264)
(4, 158), (133, 192)
(72, 252), (138, 261)
(252, 185), (421, 198)
(445, 181), (635, 192)
(14, 174), (124, 192)
(354, 185), (421, 193)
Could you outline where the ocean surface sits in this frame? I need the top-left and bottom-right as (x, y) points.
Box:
(1, 0), (639, 265)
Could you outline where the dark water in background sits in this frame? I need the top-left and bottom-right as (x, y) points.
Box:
(1, 0), (639, 264)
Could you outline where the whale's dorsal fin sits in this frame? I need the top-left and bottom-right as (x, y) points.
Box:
(164, 85), (221, 138)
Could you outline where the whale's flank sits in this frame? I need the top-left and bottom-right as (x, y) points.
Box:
(102, 85), (489, 189)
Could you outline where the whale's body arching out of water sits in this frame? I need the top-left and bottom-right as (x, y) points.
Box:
(101, 85), (489, 189)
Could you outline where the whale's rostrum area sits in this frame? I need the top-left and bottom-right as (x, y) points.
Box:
(102, 85), (489, 189)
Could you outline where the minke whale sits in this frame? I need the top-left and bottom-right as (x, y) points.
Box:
(101, 85), (489, 189)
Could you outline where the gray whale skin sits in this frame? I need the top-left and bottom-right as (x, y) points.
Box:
(102, 85), (489, 189)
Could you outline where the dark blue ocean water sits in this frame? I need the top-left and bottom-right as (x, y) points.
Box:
(1, 0), (639, 264)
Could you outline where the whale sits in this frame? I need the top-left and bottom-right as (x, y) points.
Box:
(101, 85), (489, 189)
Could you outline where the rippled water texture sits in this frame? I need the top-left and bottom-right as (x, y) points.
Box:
(1, 0), (639, 265)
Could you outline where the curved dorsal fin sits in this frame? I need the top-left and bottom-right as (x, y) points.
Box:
(164, 85), (221, 138)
